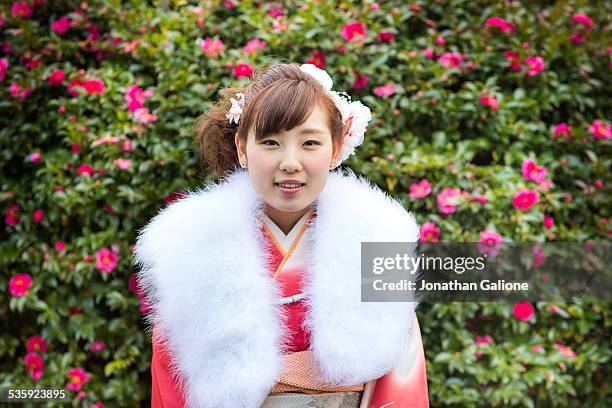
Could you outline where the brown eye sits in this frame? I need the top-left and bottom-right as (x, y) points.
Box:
(304, 140), (320, 146)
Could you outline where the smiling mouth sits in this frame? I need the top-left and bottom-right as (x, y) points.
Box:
(274, 182), (306, 188)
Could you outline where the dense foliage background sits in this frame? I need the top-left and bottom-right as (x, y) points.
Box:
(1, 0), (610, 406)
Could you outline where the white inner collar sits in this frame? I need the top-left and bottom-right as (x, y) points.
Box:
(263, 207), (314, 252)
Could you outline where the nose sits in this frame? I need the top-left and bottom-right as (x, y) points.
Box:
(279, 147), (302, 173)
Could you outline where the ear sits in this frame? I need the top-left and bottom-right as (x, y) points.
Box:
(235, 132), (247, 162)
(331, 137), (342, 167)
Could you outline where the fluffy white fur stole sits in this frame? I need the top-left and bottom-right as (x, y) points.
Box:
(134, 169), (420, 408)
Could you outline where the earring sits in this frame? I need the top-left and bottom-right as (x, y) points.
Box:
(329, 162), (336, 170)
(240, 160), (247, 168)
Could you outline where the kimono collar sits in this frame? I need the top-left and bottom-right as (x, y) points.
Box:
(134, 169), (420, 408)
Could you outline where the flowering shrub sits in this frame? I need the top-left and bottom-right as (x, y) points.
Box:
(1, 1), (610, 406)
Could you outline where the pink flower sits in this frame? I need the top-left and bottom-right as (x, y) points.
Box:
(51, 16), (71, 35)
(409, 179), (432, 199)
(422, 47), (435, 59)
(474, 335), (492, 346)
(543, 215), (554, 229)
(5, 203), (21, 227)
(588, 119), (611, 139)
(66, 368), (90, 391)
(370, 3), (380, 11)
(484, 17), (516, 33)
(533, 243), (546, 268)
(200, 37), (224, 57)
(554, 343), (577, 359)
(243, 38), (267, 56)
(81, 79), (105, 94)
(552, 123), (572, 139)
(134, 107), (158, 124)
(48, 69), (65, 86)
(27, 336), (47, 353)
(512, 302), (534, 321)
(438, 51), (462, 68)
(478, 230), (503, 257)
(89, 341), (105, 352)
(525, 56), (544, 76)
(122, 139), (133, 152)
(378, 31), (395, 43)
(538, 179), (553, 190)
(570, 32), (586, 44)
(267, 7), (284, 19)
(12, 2), (32, 18)
(55, 241), (65, 252)
(341, 22), (366, 43)
(67, 79), (83, 96)
(95, 247), (118, 273)
(233, 62), (254, 79)
(521, 159), (548, 183)
(125, 85), (145, 112)
(572, 14), (593, 30)
(437, 187), (462, 214)
(77, 163), (95, 177)
(594, 180), (603, 188)
(28, 152), (42, 162)
(435, 35), (445, 45)
(92, 135), (120, 146)
(420, 222), (440, 243)
(271, 19), (288, 32)
(123, 39), (140, 53)
(92, 403), (104, 408)
(305, 51), (326, 69)
(512, 189), (539, 211)
(374, 83), (395, 97)
(503, 51), (521, 71)
(9, 273), (32, 297)
(10, 83), (33, 99)
(33, 209), (44, 223)
(480, 95), (498, 111)
(0, 58), (8, 81)
(532, 344), (544, 353)
(113, 158), (131, 170)
(23, 352), (44, 381)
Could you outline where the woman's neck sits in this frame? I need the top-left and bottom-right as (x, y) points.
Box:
(264, 203), (312, 235)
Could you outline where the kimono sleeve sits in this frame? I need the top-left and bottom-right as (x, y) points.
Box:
(151, 326), (187, 408)
(365, 311), (429, 408)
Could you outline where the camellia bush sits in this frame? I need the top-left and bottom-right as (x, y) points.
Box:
(1, 0), (610, 407)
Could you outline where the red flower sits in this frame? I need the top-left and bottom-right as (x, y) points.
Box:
(66, 368), (90, 391)
(351, 69), (368, 90)
(513, 302), (534, 321)
(304, 51), (326, 69)
(512, 189), (539, 211)
(341, 22), (366, 43)
(233, 62), (254, 78)
(9, 273), (32, 297)
(420, 222), (440, 243)
(552, 123), (572, 139)
(81, 79), (105, 94)
(23, 352), (44, 381)
(12, 2), (32, 18)
(572, 13), (593, 31)
(543, 215), (554, 229)
(503, 51), (521, 71)
(51, 16), (71, 35)
(484, 17), (516, 33)
(48, 69), (65, 86)
(480, 95), (498, 111)
(378, 31), (395, 43)
(77, 164), (95, 176)
(27, 336), (47, 353)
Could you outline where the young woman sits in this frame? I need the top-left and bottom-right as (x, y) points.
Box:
(134, 62), (429, 408)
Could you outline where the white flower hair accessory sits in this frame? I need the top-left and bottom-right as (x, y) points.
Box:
(299, 63), (372, 164)
(225, 92), (245, 125)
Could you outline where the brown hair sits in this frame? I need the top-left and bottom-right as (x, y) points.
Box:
(192, 62), (344, 178)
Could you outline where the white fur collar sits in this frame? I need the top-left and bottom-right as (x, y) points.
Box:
(134, 169), (420, 408)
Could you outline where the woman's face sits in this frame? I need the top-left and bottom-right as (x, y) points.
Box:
(236, 104), (339, 218)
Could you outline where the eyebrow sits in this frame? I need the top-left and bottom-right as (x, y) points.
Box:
(298, 128), (327, 135)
